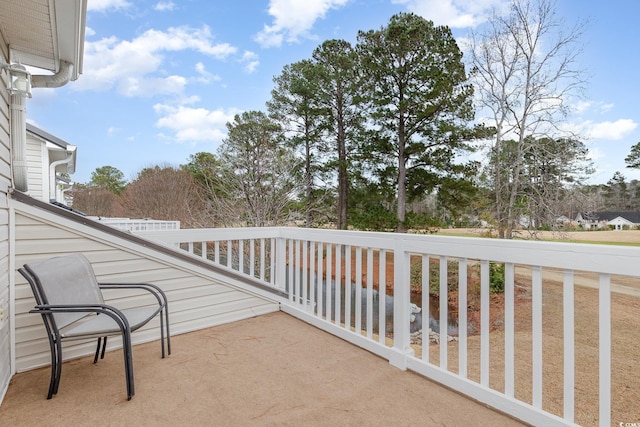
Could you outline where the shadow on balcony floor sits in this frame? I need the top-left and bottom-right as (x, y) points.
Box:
(0, 312), (524, 426)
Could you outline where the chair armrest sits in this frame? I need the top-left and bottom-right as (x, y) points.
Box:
(98, 283), (168, 309)
(30, 304), (131, 330)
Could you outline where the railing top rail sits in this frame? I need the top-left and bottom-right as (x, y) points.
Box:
(136, 227), (640, 277)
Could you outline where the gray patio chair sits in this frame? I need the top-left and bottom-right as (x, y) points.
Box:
(18, 253), (170, 400)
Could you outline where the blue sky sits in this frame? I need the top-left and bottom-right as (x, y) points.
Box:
(25, 0), (640, 185)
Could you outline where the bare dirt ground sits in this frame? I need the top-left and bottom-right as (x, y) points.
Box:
(323, 231), (640, 426)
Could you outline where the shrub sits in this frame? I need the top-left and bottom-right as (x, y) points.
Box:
(489, 262), (505, 293)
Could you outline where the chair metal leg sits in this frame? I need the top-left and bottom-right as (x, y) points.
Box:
(52, 338), (63, 396)
(46, 337), (58, 399)
(93, 337), (108, 363)
(165, 307), (171, 356)
(160, 312), (165, 359)
(100, 336), (108, 359)
(158, 306), (171, 358)
(93, 338), (102, 364)
(121, 329), (135, 400)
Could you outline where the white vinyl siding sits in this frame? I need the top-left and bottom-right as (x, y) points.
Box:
(0, 41), (13, 401)
(25, 136), (44, 201)
(12, 203), (279, 372)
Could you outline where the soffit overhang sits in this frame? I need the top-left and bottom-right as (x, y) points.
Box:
(0, 0), (86, 79)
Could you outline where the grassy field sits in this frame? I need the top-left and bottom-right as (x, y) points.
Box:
(437, 227), (640, 246)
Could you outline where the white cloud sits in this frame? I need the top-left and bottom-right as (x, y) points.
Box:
(572, 100), (615, 115)
(599, 103), (614, 114)
(180, 95), (202, 105)
(154, 1), (176, 11)
(153, 104), (242, 144)
(255, 0), (350, 48)
(392, 0), (508, 28)
(572, 100), (592, 114)
(74, 26), (237, 97)
(586, 146), (604, 161)
(120, 75), (188, 97)
(194, 62), (221, 84)
(240, 51), (260, 74)
(87, 0), (132, 12)
(244, 60), (260, 74)
(586, 119), (637, 140)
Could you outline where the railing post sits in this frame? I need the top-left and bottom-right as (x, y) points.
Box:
(390, 236), (414, 370)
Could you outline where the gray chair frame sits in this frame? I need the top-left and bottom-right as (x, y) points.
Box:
(18, 253), (170, 400)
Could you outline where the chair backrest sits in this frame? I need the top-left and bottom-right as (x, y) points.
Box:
(23, 253), (105, 329)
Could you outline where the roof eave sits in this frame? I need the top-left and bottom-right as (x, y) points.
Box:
(7, 0), (87, 80)
(52, 0), (87, 79)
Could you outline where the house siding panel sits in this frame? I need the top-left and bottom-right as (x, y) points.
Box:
(25, 137), (43, 200)
(12, 206), (278, 372)
(0, 42), (13, 401)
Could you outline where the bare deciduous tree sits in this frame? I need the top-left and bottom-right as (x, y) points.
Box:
(471, 0), (585, 238)
(121, 164), (207, 228)
(214, 111), (302, 227)
(70, 185), (123, 217)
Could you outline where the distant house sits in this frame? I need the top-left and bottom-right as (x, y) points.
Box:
(575, 211), (640, 230)
(26, 123), (76, 204)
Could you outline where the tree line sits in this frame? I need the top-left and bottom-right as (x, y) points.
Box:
(72, 1), (628, 237)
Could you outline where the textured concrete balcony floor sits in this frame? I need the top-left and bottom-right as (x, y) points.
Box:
(0, 312), (525, 426)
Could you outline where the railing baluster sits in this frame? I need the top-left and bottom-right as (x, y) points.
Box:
(440, 256), (448, 371)
(378, 249), (386, 345)
(458, 258), (467, 378)
(188, 241), (194, 254)
(309, 242), (316, 313)
(201, 241), (206, 259)
(563, 269), (574, 423)
(275, 238), (285, 288)
(335, 244), (342, 326)
(239, 239), (244, 273)
(345, 245), (352, 331)
(366, 247), (373, 339)
(532, 265), (543, 408)
(260, 239), (266, 281)
(422, 254), (429, 363)
(326, 243), (332, 322)
(296, 240), (302, 305)
(226, 240), (232, 268)
(505, 262), (515, 396)
(302, 240), (308, 309)
(214, 241), (220, 264)
(270, 238), (276, 285)
(355, 246), (362, 334)
(250, 239), (255, 277)
(317, 242), (324, 319)
(480, 259), (490, 387)
(288, 239), (294, 302)
(599, 273), (611, 427)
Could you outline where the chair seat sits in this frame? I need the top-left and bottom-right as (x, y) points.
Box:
(61, 306), (163, 339)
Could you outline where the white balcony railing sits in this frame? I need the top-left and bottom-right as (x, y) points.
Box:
(136, 227), (640, 427)
(89, 217), (180, 232)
